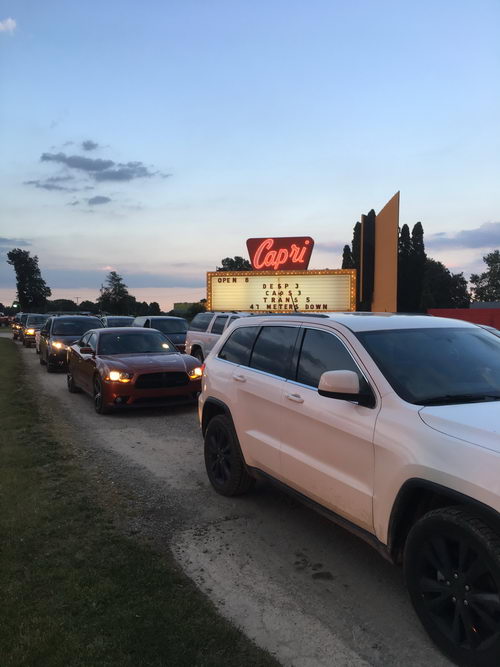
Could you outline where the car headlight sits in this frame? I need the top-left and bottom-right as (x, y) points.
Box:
(26, 328), (35, 335)
(107, 370), (133, 382)
(188, 366), (203, 380)
(51, 341), (66, 349)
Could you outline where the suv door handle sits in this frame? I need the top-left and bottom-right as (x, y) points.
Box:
(233, 373), (246, 383)
(286, 393), (304, 404)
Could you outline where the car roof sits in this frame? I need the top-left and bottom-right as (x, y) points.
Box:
(95, 327), (165, 333)
(232, 312), (478, 332)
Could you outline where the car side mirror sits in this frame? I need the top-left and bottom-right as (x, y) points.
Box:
(79, 346), (93, 355)
(318, 370), (374, 408)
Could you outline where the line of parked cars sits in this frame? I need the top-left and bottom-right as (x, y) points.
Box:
(10, 309), (500, 665)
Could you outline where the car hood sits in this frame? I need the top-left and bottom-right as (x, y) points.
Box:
(97, 353), (195, 373)
(419, 402), (500, 453)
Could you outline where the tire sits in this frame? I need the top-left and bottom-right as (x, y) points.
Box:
(22, 339), (28, 347)
(193, 348), (204, 363)
(404, 506), (500, 667)
(67, 372), (82, 394)
(39, 351), (46, 365)
(93, 376), (111, 414)
(204, 414), (255, 496)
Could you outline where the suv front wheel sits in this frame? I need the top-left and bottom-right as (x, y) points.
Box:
(404, 506), (500, 667)
(204, 414), (255, 496)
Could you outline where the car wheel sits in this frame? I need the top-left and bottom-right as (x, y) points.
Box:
(404, 506), (500, 667)
(67, 372), (82, 394)
(39, 350), (46, 365)
(193, 349), (204, 363)
(93, 376), (111, 414)
(204, 414), (255, 496)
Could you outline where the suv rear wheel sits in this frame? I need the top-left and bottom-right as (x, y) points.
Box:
(404, 507), (500, 667)
(204, 414), (255, 496)
(192, 348), (204, 363)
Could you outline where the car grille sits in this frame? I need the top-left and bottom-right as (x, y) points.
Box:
(135, 372), (189, 389)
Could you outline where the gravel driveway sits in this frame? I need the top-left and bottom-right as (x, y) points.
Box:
(10, 334), (451, 667)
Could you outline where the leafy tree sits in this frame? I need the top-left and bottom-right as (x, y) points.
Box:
(420, 259), (470, 309)
(6, 248), (52, 311)
(470, 251), (500, 302)
(186, 299), (207, 320)
(97, 271), (135, 315)
(148, 301), (161, 315)
(79, 300), (98, 313)
(341, 245), (354, 269)
(217, 256), (251, 271)
(47, 299), (78, 312)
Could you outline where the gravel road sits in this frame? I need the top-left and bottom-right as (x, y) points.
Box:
(10, 333), (451, 667)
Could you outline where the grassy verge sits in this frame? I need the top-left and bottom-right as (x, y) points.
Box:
(0, 338), (277, 667)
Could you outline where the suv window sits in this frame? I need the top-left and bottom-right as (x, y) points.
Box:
(249, 326), (298, 378)
(189, 312), (213, 332)
(211, 315), (228, 335)
(218, 326), (260, 365)
(296, 328), (364, 388)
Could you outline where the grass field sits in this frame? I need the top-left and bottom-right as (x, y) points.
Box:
(0, 338), (278, 667)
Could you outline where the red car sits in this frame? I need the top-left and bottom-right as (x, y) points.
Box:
(66, 328), (203, 414)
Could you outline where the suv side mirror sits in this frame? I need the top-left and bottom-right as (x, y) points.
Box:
(79, 347), (93, 355)
(318, 370), (374, 408)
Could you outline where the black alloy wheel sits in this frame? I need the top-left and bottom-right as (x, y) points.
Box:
(204, 414), (254, 496)
(405, 507), (500, 667)
(46, 351), (56, 373)
(93, 376), (111, 414)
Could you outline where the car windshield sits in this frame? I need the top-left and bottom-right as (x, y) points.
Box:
(53, 318), (103, 336)
(98, 331), (177, 355)
(357, 327), (500, 405)
(106, 317), (134, 326)
(26, 316), (47, 325)
(152, 319), (188, 334)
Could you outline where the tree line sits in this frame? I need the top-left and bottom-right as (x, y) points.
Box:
(5, 240), (500, 317)
(341, 219), (500, 310)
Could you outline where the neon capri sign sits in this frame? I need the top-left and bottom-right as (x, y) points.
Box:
(246, 237), (314, 271)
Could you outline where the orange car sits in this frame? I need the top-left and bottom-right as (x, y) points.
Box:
(66, 327), (202, 414)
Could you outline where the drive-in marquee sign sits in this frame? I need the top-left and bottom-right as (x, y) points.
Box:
(207, 269), (356, 313)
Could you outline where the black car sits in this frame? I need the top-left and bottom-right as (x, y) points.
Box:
(131, 316), (188, 353)
(39, 315), (104, 372)
(100, 315), (135, 327)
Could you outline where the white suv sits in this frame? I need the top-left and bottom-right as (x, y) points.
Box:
(199, 313), (500, 666)
(185, 311), (252, 362)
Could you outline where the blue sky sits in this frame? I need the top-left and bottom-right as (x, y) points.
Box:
(1, 0), (499, 309)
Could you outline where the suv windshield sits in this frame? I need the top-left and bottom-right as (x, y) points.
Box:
(98, 331), (176, 355)
(53, 318), (103, 336)
(152, 318), (188, 334)
(357, 327), (500, 405)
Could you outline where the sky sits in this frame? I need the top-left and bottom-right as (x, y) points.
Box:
(1, 0), (499, 310)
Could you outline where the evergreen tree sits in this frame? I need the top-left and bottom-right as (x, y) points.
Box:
(411, 222), (427, 312)
(148, 301), (161, 315)
(397, 224), (413, 311)
(341, 245), (354, 269)
(470, 251), (500, 302)
(6, 248), (52, 311)
(97, 271), (135, 314)
(351, 222), (361, 308)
